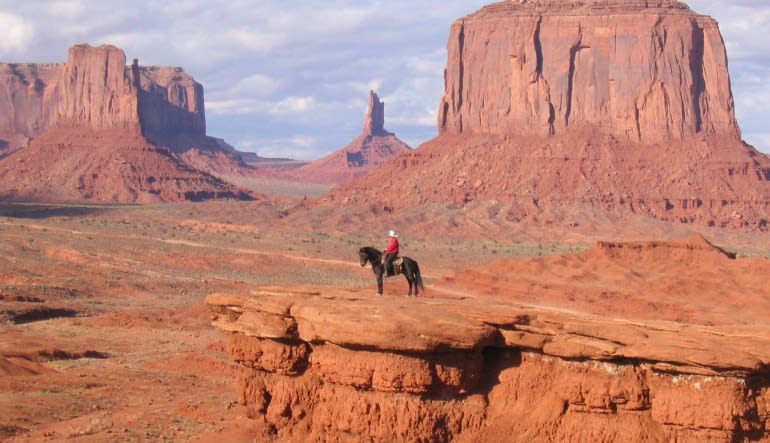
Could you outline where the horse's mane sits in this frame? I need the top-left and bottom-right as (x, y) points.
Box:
(360, 246), (381, 259)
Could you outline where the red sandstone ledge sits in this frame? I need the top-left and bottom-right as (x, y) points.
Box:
(206, 237), (770, 441)
(206, 286), (770, 377)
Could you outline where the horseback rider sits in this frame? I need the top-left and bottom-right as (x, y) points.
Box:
(383, 229), (399, 277)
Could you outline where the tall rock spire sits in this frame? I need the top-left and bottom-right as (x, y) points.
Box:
(287, 90), (410, 184)
(363, 90), (388, 136)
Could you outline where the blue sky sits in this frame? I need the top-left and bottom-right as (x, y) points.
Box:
(1, 0), (768, 159)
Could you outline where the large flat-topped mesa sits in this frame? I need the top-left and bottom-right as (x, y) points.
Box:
(0, 43), (208, 152)
(0, 44), (253, 203)
(439, 0), (739, 143)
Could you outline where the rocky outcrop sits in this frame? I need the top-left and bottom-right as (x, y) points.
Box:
(0, 44), (253, 203)
(208, 292), (770, 442)
(136, 63), (210, 152)
(207, 236), (770, 441)
(286, 91), (411, 185)
(326, 130), (770, 229)
(439, 0), (739, 143)
(0, 44), (211, 152)
(0, 62), (62, 152)
(324, 1), (770, 230)
(0, 128), (253, 203)
(56, 44), (141, 131)
(363, 90), (387, 136)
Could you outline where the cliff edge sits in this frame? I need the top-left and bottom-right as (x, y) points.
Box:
(207, 235), (770, 441)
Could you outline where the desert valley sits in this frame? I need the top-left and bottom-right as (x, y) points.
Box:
(2, 0), (770, 442)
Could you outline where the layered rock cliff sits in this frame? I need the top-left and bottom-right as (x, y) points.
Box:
(439, 0), (739, 142)
(0, 44), (210, 152)
(286, 91), (411, 185)
(325, 0), (770, 230)
(206, 236), (770, 441)
(0, 62), (61, 151)
(56, 44), (142, 131)
(0, 44), (252, 203)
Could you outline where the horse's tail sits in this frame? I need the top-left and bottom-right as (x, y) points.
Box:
(413, 260), (425, 291)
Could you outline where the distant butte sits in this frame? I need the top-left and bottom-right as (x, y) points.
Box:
(324, 0), (770, 231)
(286, 91), (411, 185)
(0, 44), (253, 203)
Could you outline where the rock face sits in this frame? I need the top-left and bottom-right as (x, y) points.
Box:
(207, 236), (770, 441)
(325, 1), (770, 230)
(0, 44), (210, 151)
(57, 44), (142, 131)
(0, 62), (61, 152)
(439, 0), (739, 142)
(0, 44), (252, 203)
(363, 90), (387, 136)
(0, 128), (252, 203)
(287, 91), (411, 185)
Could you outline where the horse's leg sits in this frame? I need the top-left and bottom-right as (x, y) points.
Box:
(404, 262), (411, 296)
(376, 269), (383, 295)
(414, 265), (420, 296)
(403, 263), (413, 296)
(409, 262), (419, 297)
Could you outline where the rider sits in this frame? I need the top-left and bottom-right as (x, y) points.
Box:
(383, 230), (399, 277)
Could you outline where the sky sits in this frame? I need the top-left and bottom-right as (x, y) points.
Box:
(0, 0), (768, 159)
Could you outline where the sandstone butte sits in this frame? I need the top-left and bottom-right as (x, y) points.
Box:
(0, 44), (253, 203)
(206, 235), (770, 441)
(323, 0), (770, 231)
(285, 91), (412, 185)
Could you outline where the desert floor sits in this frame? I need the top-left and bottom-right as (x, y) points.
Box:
(0, 199), (768, 442)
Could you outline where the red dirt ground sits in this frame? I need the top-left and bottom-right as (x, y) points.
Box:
(0, 199), (768, 442)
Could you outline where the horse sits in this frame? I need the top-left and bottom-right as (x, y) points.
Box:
(358, 246), (424, 296)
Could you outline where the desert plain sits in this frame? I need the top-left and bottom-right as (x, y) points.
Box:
(0, 195), (768, 442)
(0, 195), (567, 442)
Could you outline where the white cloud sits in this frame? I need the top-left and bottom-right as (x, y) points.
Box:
(388, 111), (437, 128)
(736, 92), (770, 115)
(47, 1), (86, 19)
(206, 98), (261, 115)
(351, 79), (384, 98)
(230, 74), (282, 97)
(239, 135), (322, 160)
(268, 96), (317, 116)
(0, 12), (35, 54)
(289, 135), (318, 149)
(219, 27), (288, 54)
(406, 49), (447, 75)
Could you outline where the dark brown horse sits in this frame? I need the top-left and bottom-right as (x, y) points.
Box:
(358, 246), (424, 296)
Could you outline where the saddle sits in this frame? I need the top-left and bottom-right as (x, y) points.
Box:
(381, 256), (404, 277)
